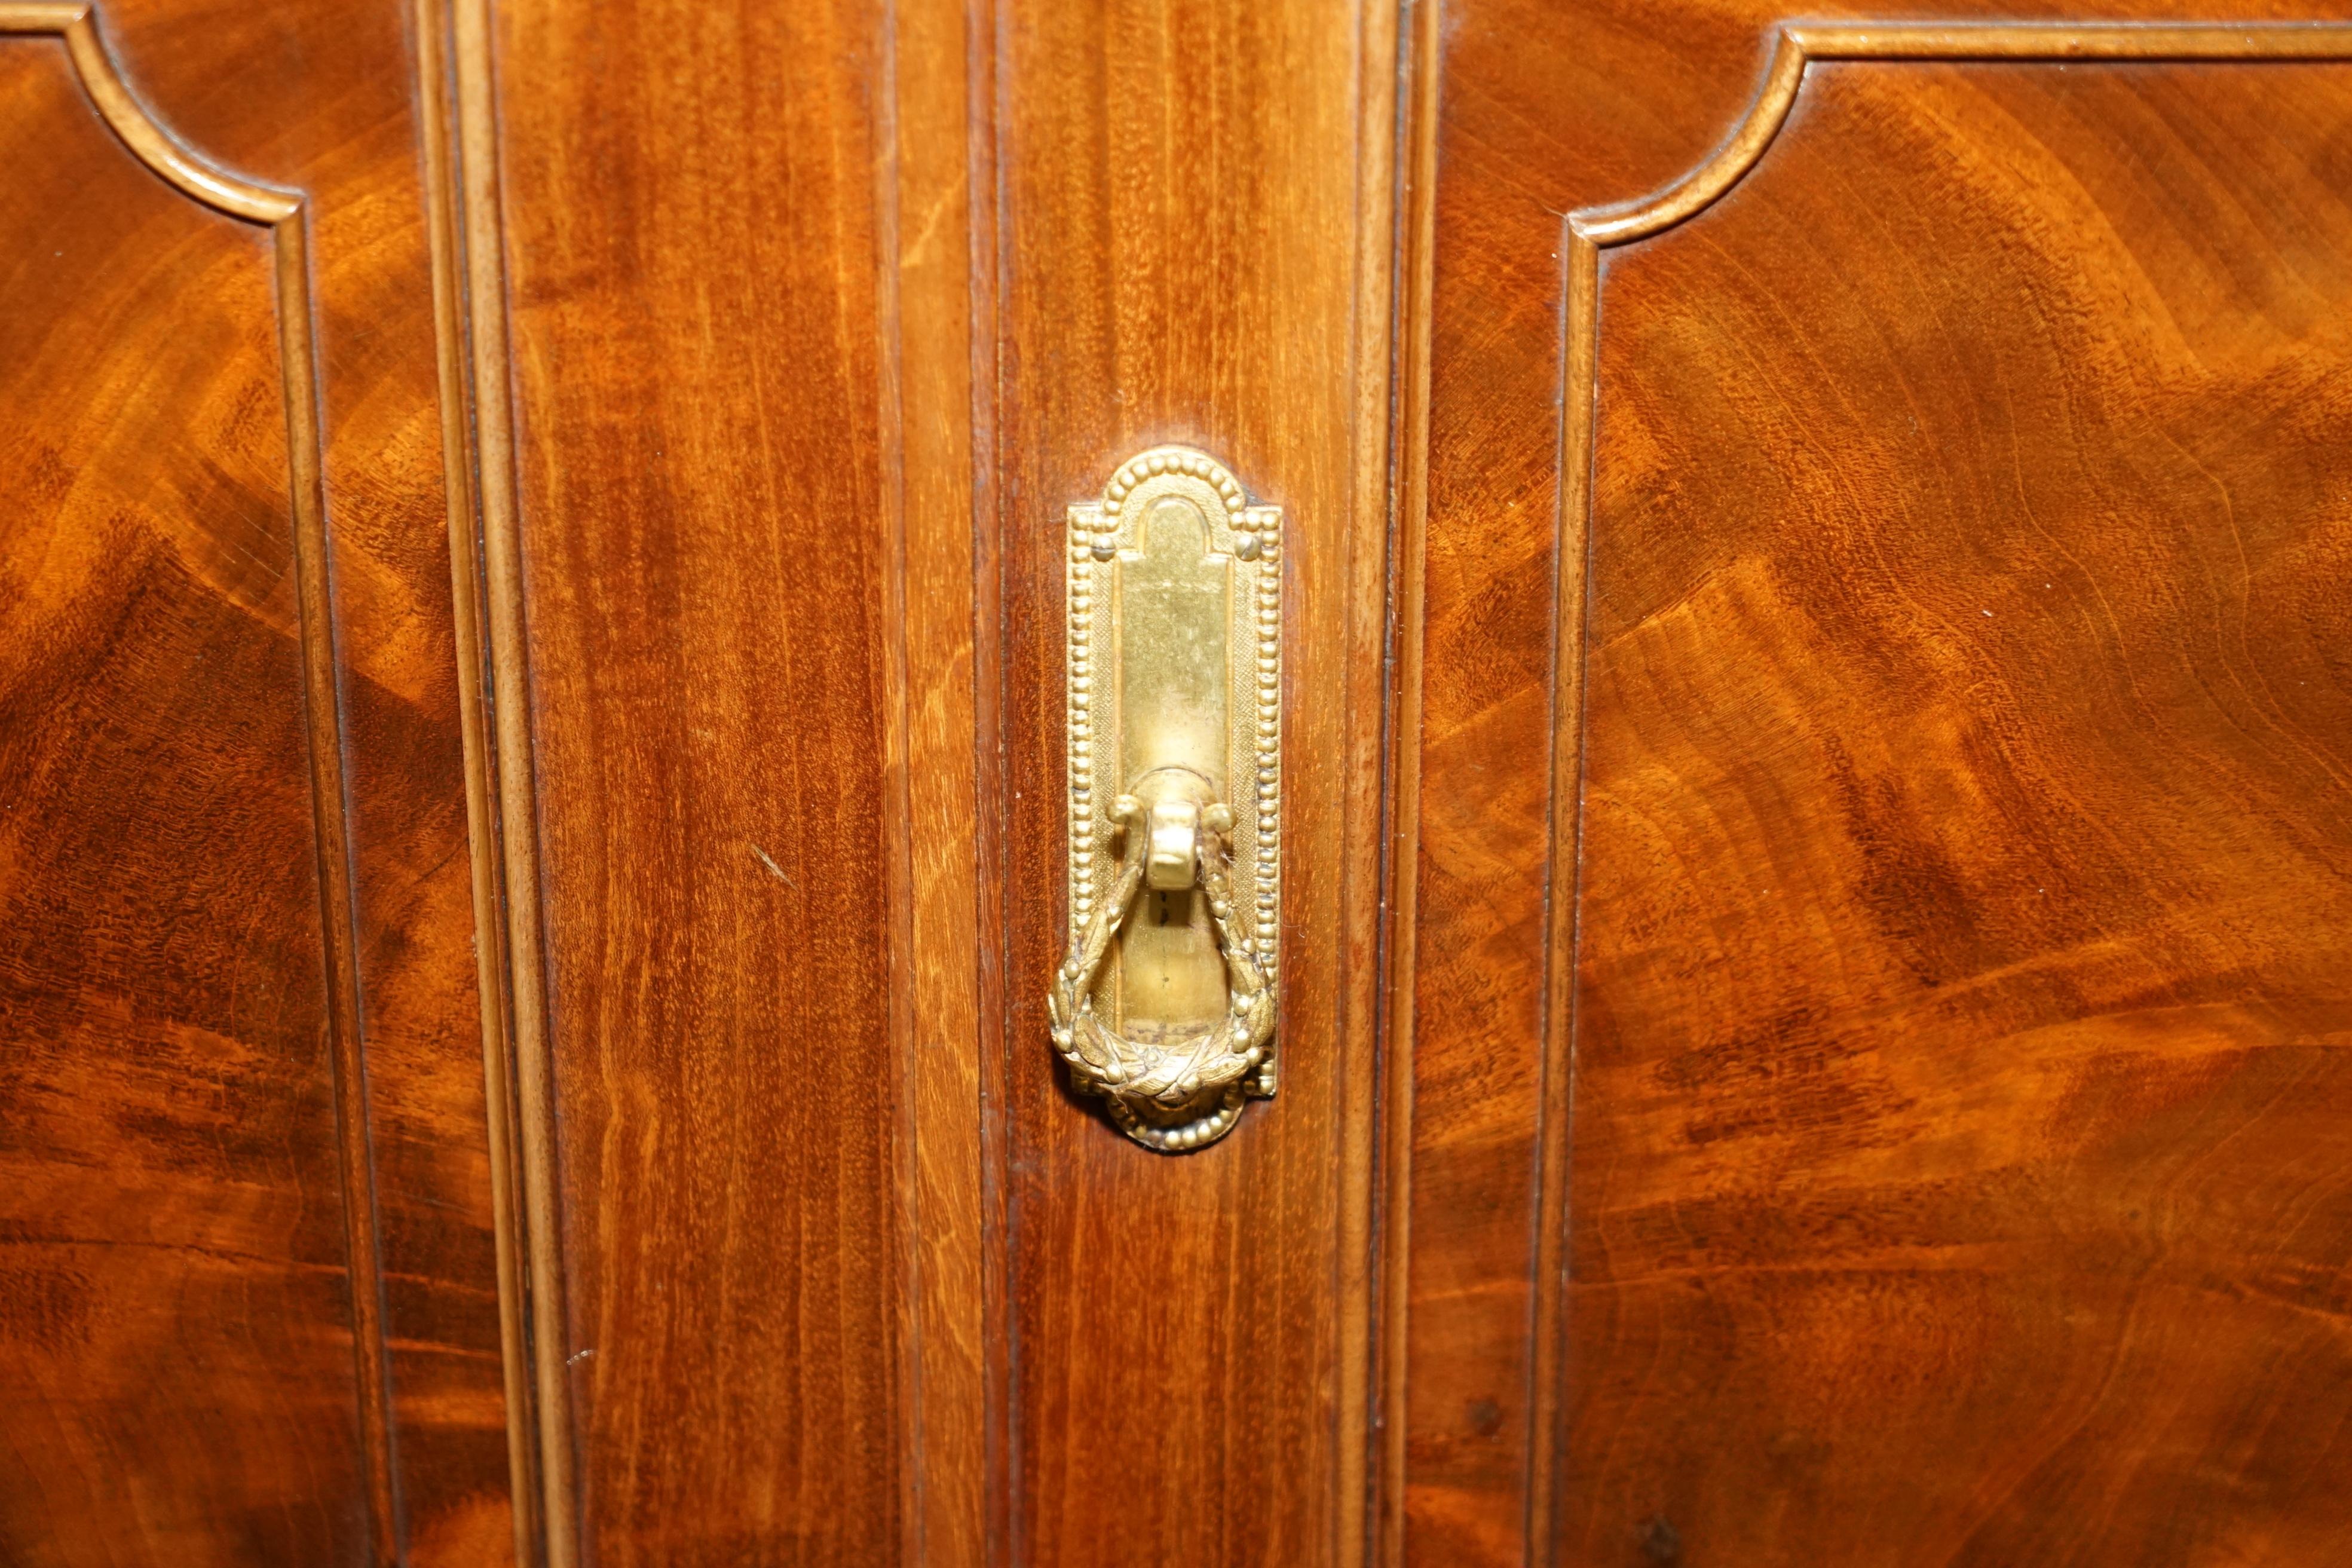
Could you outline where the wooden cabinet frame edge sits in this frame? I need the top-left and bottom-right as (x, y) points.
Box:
(413, 0), (574, 1563)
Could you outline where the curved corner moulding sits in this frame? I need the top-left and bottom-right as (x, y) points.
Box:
(1049, 447), (1282, 1153)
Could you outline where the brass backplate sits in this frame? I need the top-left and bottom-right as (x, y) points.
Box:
(1059, 446), (1280, 1150)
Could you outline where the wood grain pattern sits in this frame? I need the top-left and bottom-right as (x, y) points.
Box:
(1416, 4), (2352, 1562)
(0, 1), (512, 1562)
(1394, 0), (1563, 1541)
(0, 24), (369, 1562)
(441, 0), (580, 1555)
(98, 0), (521, 1552)
(476, 0), (928, 1561)
(883, 0), (988, 1562)
(34, 2), (2352, 1561)
(1379, 3), (1439, 1560)
(466, 4), (1401, 1558)
(1563, 42), (2352, 1565)
(991, 1), (1396, 1563)
(417, 0), (543, 1558)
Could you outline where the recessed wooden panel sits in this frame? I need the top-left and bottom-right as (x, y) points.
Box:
(0, 36), (366, 1567)
(1408, 7), (2352, 1563)
(1567, 59), (2352, 1563)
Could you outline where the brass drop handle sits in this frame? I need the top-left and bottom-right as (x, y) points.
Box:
(1053, 448), (1281, 1152)
(1048, 782), (1273, 1152)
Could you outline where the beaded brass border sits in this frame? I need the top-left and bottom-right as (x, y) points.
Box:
(1062, 446), (1282, 1147)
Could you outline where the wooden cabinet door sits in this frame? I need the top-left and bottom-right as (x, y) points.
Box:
(7, 1), (2352, 1565)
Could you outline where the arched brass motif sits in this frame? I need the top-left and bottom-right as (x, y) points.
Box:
(1054, 447), (1280, 1151)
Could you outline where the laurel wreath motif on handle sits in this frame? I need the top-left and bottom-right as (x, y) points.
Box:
(1048, 796), (1276, 1152)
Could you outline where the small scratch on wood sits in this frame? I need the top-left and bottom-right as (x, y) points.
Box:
(568, 1347), (594, 1367)
(750, 843), (795, 887)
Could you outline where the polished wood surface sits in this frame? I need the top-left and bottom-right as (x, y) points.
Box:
(1391, 0), (1558, 1545)
(1572, 45), (2352, 1565)
(19, 0), (2352, 1561)
(1414, 4), (2352, 1563)
(992, 1), (1396, 1562)
(474, 1), (916, 1561)
(0, 29), (363, 1564)
(886, 0), (991, 1561)
(0, 2), (509, 1563)
(446, 0), (1404, 1558)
